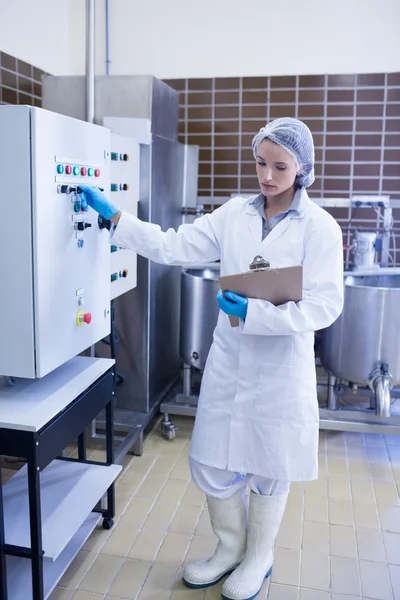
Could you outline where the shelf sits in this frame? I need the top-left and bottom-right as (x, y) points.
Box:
(3, 458), (121, 561)
(0, 356), (115, 432)
(6, 512), (100, 600)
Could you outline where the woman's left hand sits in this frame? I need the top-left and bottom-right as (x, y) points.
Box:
(217, 290), (248, 320)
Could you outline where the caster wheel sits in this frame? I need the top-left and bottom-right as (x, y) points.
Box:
(102, 517), (114, 530)
(161, 419), (177, 441)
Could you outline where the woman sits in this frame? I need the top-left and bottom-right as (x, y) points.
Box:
(80, 117), (344, 600)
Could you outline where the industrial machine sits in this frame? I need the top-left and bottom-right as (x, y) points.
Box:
(0, 105), (121, 600)
(107, 133), (139, 300)
(160, 267), (220, 439)
(0, 105), (111, 378)
(43, 75), (199, 456)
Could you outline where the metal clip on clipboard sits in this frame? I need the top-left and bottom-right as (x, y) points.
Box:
(249, 255), (270, 271)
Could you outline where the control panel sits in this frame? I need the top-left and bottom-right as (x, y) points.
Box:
(0, 106), (111, 378)
(108, 133), (139, 300)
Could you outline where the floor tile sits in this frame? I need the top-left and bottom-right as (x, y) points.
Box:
(128, 528), (166, 561)
(331, 556), (361, 596)
(351, 479), (375, 503)
(329, 499), (354, 526)
(353, 502), (380, 530)
(379, 505), (400, 533)
(156, 532), (192, 566)
(302, 521), (329, 554)
(359, 560), (393, 600)
(158, 479), (188, 504)
(276, 516), (302, 550)
(48, 589), (75, 600)
(356, 528), (386, 562)
(120, 497), (154, 527)
(134, 475), (168, 501)
(79, 554), (123, 594)
(270, 548), (301, 587)
(138, 563), (179, 599)
(170, 504), (202, 534)
(108, 559), (151, 599)
(374, 481), (400, 506)
(72, 592), (103, 600)
(389, 564), (400, 600)
(58, 551), (96, 589)
(144, 501), (177, 529)
(300, 551), (330, 591)
(183, 536), (217, 566)
(100, 523), (139, 557)
(268, 583), (299, 599)
(383, 532), (400, 565)
(304, 497), (328, 523)
(329, 525), (357, 558)
(299, 590), (329, 600)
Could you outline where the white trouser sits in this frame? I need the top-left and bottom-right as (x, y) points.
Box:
(189, 458), (290, 499)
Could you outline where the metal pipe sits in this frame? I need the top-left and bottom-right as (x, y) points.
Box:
(183, 363), (191, 396)
(85, 0), (95, 123)
(327, 374), (337, 410)
(105, 0), (110, 75)
(374, 377), (392, 418)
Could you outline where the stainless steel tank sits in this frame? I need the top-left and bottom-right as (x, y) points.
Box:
(320, 274), (400, 417)
(180, 268), (220, 370)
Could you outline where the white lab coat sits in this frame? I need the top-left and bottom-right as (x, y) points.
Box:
(110, 189), (344, 481)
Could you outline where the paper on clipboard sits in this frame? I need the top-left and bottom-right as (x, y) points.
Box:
(219, 264), (303, 327)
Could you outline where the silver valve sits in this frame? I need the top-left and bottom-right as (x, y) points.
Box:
(249, 255), (270, 270)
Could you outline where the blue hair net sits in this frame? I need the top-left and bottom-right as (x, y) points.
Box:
(252, 118), (315, 188)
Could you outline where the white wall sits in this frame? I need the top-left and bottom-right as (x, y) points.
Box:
(69, 0), (400, 78)
(0, 0), (70, 74)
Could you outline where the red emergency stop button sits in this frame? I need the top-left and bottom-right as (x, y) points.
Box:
(81, 167), (87, 176)
(66, 165), (72, 175)
(95, 169), (100, 177)
(83, 312), (92, 324)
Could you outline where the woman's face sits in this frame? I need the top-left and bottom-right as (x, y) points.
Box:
(255, 138), (298, 197)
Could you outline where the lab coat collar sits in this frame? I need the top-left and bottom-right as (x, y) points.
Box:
(245, 187), (311, 218)
(244, 187), (312, 249)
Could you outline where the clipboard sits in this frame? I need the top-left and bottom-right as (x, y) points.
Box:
(219, 255), (303, 327)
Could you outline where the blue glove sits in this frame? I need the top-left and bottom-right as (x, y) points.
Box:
(78, 185), (120, 220)
(217, 290), (248, 320)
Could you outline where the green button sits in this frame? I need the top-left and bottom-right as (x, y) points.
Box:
(74, 202), (81, 213)
(57, 164), (64, 174)
(111, 183), (118, 192)
(111, 152), (119, 161)
(88, 168), (94, 176)
(111, 273), (118, 282)
(73, 166), (80, 176)
(111, 245), (118, 253)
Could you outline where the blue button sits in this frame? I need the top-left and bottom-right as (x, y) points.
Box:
(57, 164), (64, 174)
(78, 239), (84, 248)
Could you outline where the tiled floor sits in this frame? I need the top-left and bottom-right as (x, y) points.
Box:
(3, 417), (400, 600)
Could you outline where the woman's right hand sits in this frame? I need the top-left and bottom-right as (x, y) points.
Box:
(79, 185), (120, 221)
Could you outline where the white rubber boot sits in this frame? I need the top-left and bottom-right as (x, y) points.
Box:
(221, 490), (289, 600)
(182, 489), (248, 589)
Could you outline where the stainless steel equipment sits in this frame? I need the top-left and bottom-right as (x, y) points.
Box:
(352, 231), (379, 271)
(42, 75), (199, 457)
(320, 273), (400, 418)
(160, 265), (220, 438)
(180, 268), (220, 370)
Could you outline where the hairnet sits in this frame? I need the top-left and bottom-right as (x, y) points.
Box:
(252, 118), (315, 188)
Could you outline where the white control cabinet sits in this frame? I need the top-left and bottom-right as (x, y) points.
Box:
(109, 133), (139, 300)
(0, 106), (111, 378)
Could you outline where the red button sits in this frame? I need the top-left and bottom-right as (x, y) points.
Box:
(83, 313), (92, 324)
(94, 169), (100, 177)
(81, 167), (87, 176)
(65, 165), (72, 175)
